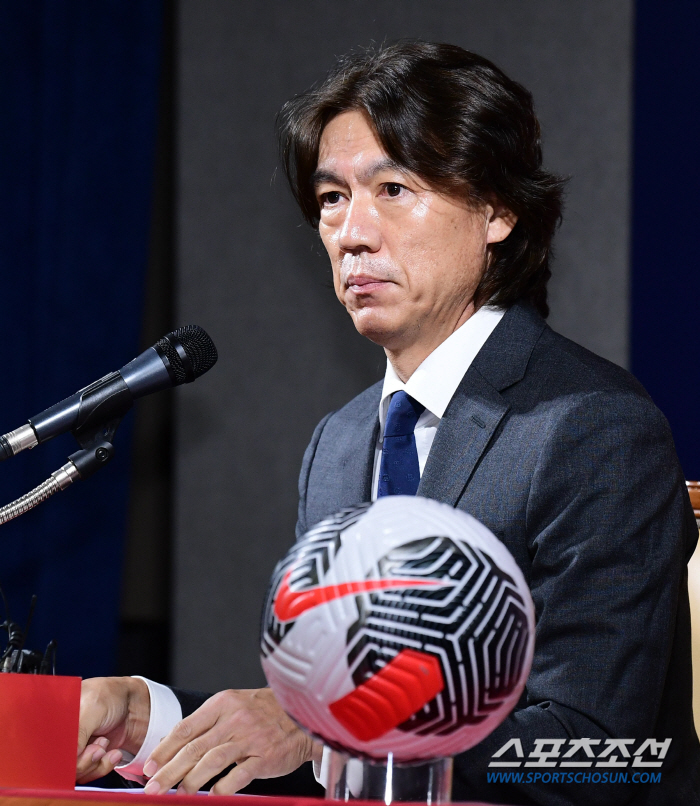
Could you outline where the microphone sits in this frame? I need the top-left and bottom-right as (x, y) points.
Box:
(0, 325), (217, 462)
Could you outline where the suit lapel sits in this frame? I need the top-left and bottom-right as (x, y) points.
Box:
(417, 302), (546, 506)
(417, 369), (509, 505)
(339, 402), (379, 505)
(306, 382), (381, 523)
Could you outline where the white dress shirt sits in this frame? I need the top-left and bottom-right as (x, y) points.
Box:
(114, 677), (183, 783)
(117, 305), (505, 785)
(371, 305), (505, 500)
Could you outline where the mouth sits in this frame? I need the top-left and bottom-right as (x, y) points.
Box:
(345, 274), (391, 295)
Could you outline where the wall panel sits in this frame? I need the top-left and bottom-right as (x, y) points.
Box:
(174, 0), (633, 690)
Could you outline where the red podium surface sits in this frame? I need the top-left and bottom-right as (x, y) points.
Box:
(0, 789), (503, 806)
(0, 789), (306, 806)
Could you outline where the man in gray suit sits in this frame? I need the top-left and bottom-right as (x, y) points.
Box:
(77, 43), (699, 805)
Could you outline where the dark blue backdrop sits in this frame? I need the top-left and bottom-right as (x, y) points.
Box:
(0, 1), (162, 677)
(632, 0), (700, 480)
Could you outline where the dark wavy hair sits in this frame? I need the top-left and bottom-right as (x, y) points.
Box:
(278, 41), (566, 317)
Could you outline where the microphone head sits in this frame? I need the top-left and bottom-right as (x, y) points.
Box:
(155, 325), (218, 385)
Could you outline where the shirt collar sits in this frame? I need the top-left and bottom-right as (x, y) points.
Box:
(379, 305), (505, 427)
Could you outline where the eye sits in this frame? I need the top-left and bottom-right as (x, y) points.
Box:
(320, 191), (342, 206)
(384, 183), (404, 197)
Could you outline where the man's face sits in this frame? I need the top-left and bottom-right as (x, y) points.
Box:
(314, 111), (515, 356)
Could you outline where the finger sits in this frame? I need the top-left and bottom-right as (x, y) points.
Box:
(76, 743), (106, 779)
(78, 683), (107, 754)
(145, 697), (221, 775)
(77, 722), (96, 756)
(177, 743), (241, 794)
(144, 729), (232, 795)
(210, 756), (266, 796)
(79, 737), (110, 758)
(76, 749), (123, 785)
(77, 677), (143, 758)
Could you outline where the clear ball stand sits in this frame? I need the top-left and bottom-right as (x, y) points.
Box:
(326, 751), (453, 804)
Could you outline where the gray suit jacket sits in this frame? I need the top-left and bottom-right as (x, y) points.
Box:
(296, 301), (700, 806)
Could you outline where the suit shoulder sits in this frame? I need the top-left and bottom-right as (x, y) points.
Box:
(533, 325), (653, 404)
(510, 325), (674, 446)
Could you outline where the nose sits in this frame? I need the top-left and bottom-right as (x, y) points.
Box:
(338, 194), (381, 254)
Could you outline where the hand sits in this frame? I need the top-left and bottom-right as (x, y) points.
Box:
(76, 676), (151, 784)
(142, 688), (322, 795)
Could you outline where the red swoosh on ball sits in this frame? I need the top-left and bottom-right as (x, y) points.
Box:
(274, 570), (448, 622)
(329, 648), (445, 741)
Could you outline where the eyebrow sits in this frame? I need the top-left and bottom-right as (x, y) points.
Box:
(311, 157), (405, 189)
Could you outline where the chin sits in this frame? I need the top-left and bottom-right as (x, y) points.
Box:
(350, 310), (403, 348)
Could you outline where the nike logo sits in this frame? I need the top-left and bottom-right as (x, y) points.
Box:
(273, 570), (450, 622)
(329, 648), (445, 741)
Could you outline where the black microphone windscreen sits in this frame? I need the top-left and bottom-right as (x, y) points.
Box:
(156, 325), (218, 385)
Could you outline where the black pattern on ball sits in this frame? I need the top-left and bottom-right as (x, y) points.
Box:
(345, 536), (529, 735)
(260, 504), (370, 655)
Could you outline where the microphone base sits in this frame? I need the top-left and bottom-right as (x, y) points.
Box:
(326, 752), (453, 804)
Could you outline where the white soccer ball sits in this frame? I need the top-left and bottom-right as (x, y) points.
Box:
(260, 496), (535, 762)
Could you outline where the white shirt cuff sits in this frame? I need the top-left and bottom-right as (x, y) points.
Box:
(313, 746), (331, 789)
(114, 676), (183, 784)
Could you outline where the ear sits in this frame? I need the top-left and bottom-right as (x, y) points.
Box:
(485, 202), (518, 244)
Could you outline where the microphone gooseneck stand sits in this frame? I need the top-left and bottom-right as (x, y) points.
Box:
(0, 463), (79, 525)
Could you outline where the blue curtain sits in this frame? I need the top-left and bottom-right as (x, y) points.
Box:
(632, 0), (700, 479)
(0, 1), (162, 677)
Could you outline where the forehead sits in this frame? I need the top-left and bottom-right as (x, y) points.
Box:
(317, 111), (388, 174)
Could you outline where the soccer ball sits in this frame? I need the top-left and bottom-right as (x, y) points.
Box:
(260, 496), (535, 762)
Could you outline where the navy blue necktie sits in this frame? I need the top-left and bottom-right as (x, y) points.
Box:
(377, 391), (425, 497)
